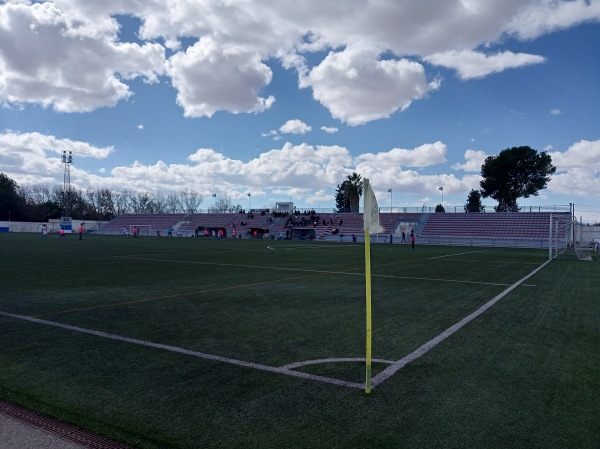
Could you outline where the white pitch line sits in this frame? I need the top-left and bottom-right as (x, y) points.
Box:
(0, 310), (363, 390)
(438, 258), (541, 265)
(114, 255), (350, 275)
(266, 245), (361, 250)
(374, 273), (511, 286)
(114, 255), (513, 286)
(281, 357), (395, 370)
(0, 258), (549, 392)
(370, 258), (552, 388)
(428, 250), (488, 259)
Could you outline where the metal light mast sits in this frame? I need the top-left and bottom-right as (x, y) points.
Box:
(62, 150), (73, 216)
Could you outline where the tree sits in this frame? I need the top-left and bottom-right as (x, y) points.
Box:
(113, 190), (132, 215)
(96, 189), (116, 219)
(335, 172), (363, 213)
(435, 204), (445, 213)
(0, 173), (23, 220)
(480, 146), (556, 212)
(464, 189), (485, 212)
(209, 193), (236, 213)
(179, 189), (203, 213)
(334, 183), (350, 212)
(165, 193), (181, 213)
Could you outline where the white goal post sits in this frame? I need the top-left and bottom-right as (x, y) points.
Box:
(549, 214), (593, 261)
(130, 224), (151, 236)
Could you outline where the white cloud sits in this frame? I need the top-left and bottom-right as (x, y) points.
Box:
(546, 140), (600, 197)
(550, 169), (600, 197)
(321, 126), (339, 134)
(452, 149), (488, 172)
(261, 130), (279, 138)
(1, 1), (592, 122)
(0, 131), (113, 186)
(356, 142), (448, 168)
(0, 2), (165, 112)
(137, 124), (144, 130)
(0, 131), (460, 198)
(507, 0), (600, 40)
(300, 47), (439, 125)
(279, 119), (312, 134)
(3, 129), (598, 211)
(424, 50), (545, 80)
(550, 108), (561, 115)
(550, 139), (600, 170)
(0, 131), (112, 161)
(165, 37), (275, 117)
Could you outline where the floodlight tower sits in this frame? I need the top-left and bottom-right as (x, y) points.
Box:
(62, 150), (73, 216)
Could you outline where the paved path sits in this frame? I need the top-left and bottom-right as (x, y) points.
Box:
(0, 400), (134, 449)
(0, 411), (85, 449)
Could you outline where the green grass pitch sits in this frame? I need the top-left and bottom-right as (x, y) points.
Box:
(0, 233), (598, 448)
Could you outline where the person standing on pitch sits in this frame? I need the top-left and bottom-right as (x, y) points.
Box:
(410, 229), (415, 249)
(78, 223), (84, 240)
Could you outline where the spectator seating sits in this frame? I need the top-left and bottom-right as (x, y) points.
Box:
(101, 213), (187, 235)
(418, 212), (571, 246)
(99, 211), (570, 246)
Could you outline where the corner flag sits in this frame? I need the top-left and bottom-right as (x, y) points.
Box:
(364, 178), (384, 235)
(363, 178), (381, 394)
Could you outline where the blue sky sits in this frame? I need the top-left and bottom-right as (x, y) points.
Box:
(1, 0), (599, 222)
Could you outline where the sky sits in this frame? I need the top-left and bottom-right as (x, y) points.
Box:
(0, 0), (599, 223)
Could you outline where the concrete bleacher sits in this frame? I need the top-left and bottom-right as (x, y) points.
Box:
(100, 212), (288, 238)
(98, 211), (570, 247)
(99, 212), (418, 240)
(101, 213), (188, 235)
(315, 213), (419, 241)
(180, 212), (285, 237)
(284, 212), (338, 240)
(418, 212), (571, 247)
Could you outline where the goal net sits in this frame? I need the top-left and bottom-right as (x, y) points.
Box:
(130, 224), (151, 236)
(549, 215), (593, 261)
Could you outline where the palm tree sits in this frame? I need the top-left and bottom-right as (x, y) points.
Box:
(343, 172), (363, 213)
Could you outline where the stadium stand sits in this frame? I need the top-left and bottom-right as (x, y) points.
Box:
(98, 211), (571, 247)
(418, 212), (571, 247)
(101, 213), (187, 235)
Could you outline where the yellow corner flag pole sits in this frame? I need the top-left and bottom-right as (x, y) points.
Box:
(364, 228), (373, 394)
(363, 178), (382, 394)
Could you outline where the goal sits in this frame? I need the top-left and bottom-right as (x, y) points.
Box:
(130, 224), (151, 236)
(549, 214), (593, 261)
